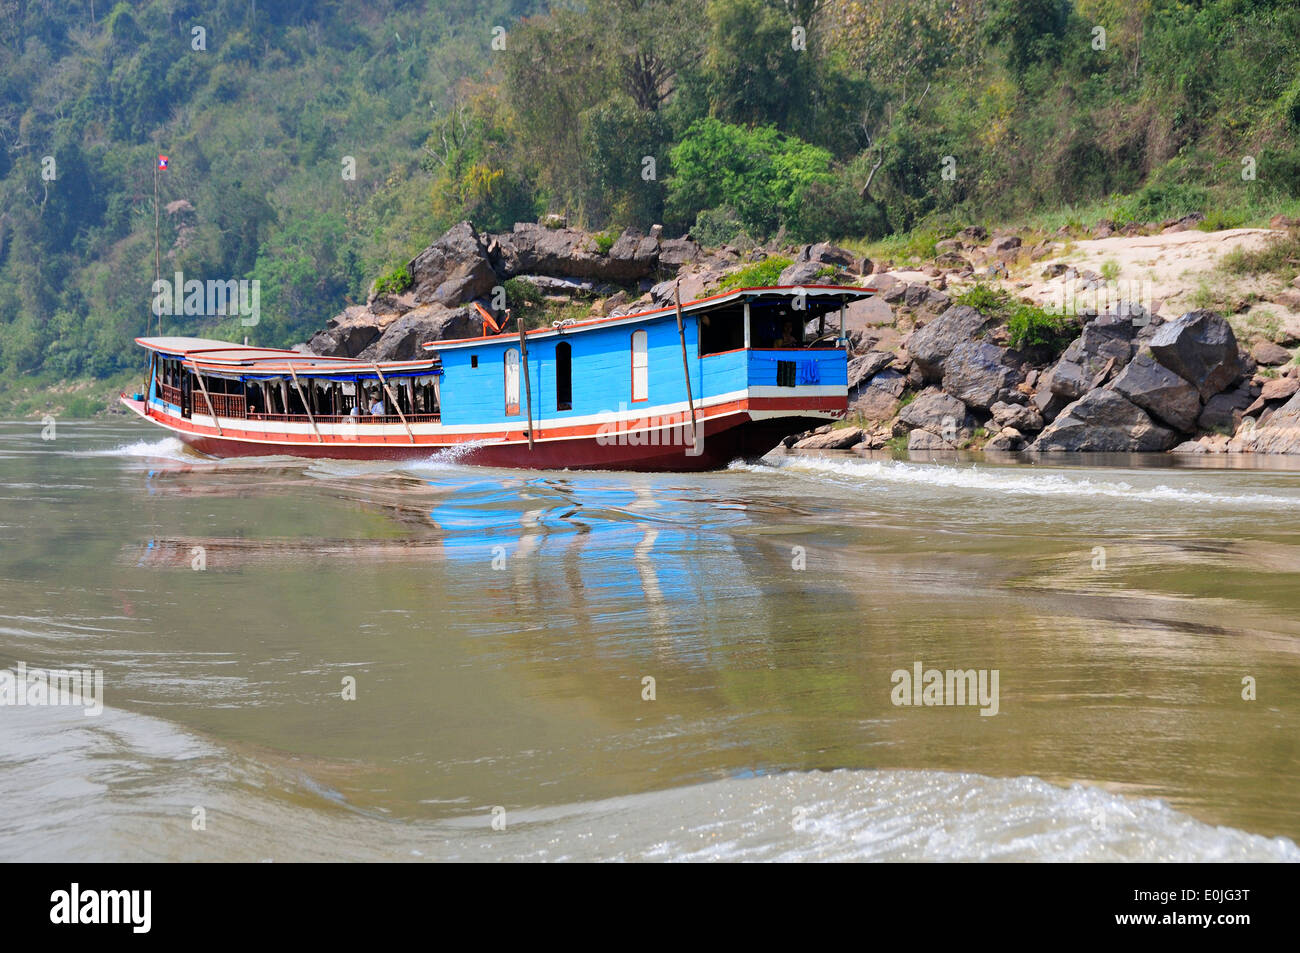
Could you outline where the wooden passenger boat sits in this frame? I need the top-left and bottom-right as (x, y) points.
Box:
(120, 285), (873, 471)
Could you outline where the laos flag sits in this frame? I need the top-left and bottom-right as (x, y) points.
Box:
(157, 155), (169, 170)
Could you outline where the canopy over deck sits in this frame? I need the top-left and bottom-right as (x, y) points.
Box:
(422, 284), (876, 351)
(136, 336), (439, 378)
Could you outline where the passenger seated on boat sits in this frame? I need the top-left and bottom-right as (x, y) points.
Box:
(370, 398), (385, 416)
(778, 321), (800, 348)
(349, 404), (362, 418)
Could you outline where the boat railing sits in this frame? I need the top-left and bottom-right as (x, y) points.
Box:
(247, 412), (442, 424)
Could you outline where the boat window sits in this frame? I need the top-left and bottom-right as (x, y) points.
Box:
(555, 341), (572, 411)
(504, 348), (520, 416)
(698, 305), (745, 356)
(471, 355), (478, 368)
(631, 330), (648, 402)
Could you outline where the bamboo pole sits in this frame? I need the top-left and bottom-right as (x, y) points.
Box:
(518, 312), (534, 451)
(153, 162), (160, 336)
(673, 281), (699, 450)
(287, 364), (323, 443)
(372, 364), (415, 444)
(190, 365), (223, 437)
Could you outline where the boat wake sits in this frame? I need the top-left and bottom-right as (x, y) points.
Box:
(2, 700), (1295, 862)
(741, 455), (1300, 510)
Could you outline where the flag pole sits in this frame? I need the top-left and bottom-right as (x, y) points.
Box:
(153, 159), (161, 336)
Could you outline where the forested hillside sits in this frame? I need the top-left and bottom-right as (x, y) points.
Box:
(2, 0), (1298, 398)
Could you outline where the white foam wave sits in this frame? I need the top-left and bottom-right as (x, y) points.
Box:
(77, 437), (193, 461)
(742, 456), (1300, 509)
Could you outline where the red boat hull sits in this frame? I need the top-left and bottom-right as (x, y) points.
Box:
(170, 414), (818, 471)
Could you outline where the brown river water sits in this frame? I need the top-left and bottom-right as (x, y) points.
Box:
(1, 419), (1298, 861)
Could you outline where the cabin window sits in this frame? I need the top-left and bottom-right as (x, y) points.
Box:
(698, 305), (746, 357)
(555, 341), (572, 411)
(504, 348), (521, 416)
(631, 330), (648, 402)
(471, 355), (478, 368)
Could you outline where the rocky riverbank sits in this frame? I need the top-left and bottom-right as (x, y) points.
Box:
(305, 217), (1300, 456)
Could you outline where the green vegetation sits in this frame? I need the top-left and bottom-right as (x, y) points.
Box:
(593, 230), (619, 255)
(1221, 229), (1300, 278)
(954, 283), (1074, 356)
(372, 265), (412, 297)
(717, 257), (793, 291)
(2, 0), (1299, 402)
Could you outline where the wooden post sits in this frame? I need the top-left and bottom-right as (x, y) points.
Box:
(372, 364), (415, 444)
(517, 311), (535, 451)
(190, 365), (223, 436)
(287, 365), (323, 443)
(673, 281), (699, 449)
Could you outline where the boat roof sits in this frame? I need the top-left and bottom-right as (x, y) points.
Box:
(136, 336), (439, 377)
(423, 285), (876, 352)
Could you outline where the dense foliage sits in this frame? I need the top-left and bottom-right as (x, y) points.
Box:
(2, 0), (1298, 383)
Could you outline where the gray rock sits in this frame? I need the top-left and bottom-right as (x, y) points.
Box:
(657, 237), (700, 272)
(1048, 359), (1090, 401)
(895, 388), (976, 439)
(984, 427), (1025, 451)
(907, 429), (958, 450)
(1030, 389), (1179, 452)
(308, 305), (383, 358)
(491, 222), (658, 282)
(1251, 340), (1292, 366)
(905, 305), (991, 378)
(793, 427), (864, 450)
(1148, 310), (1244, 400)
(1197, 383), (1256, 432)
(990, 400), (1044, 433)
(1060, 314), (1134, 378)
(359, 305), (479, 362)
(408, 221), (499, 307)
(1109, 352), (1202, 433)
(778, 259), (832, 286)
(849, 375), (905, 421)
(1236, 390), (1300, 453)
(798, 242), (855, 269)
(848, 351), (895, 389)
(942, 340), (1024, 410)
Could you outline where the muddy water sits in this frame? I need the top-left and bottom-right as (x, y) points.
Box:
(1, 420), (1297, 861)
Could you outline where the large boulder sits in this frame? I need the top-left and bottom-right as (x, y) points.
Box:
(894, 388), (976, 440)
(1196, 383), (1256, 432)
(778, 259), (831, 286)
(1030, 389), (1179, 452)
(657, 237), (700, 272)
(1147, 310), (1244, 400)
(359, 305), (478, 362)
(942, 339), (1024, 410)
(1237, 390), (1300, 453)
(905, 305), (991, 378)
(606, 229), (660, 278)
(848, 350), (895, 389)
(798, 242), (856, 269)
(793, 426), (864, 450)
(307, 306), (383, 358)
(491, 223), (659, 282)
(408, 221), (499, 307)
(1108, 352), (1202, 433)
(850, 369), (906, 421)
(990, 400), (1044, 433)
(1061, 314), (1134, 376)
(1251, 340), (1293, 366)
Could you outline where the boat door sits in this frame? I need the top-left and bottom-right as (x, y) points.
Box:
(181, 369), (192, 418)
